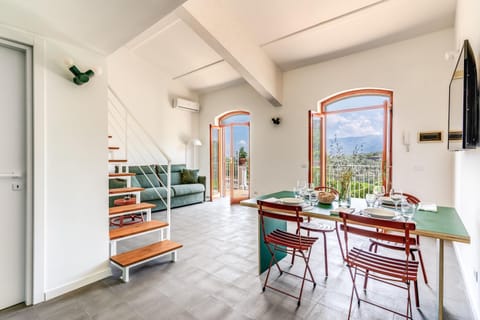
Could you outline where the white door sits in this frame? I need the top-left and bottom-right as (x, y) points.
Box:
(0, 41), (27, 309)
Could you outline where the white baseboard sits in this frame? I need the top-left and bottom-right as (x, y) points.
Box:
(43, 267), (112, 301)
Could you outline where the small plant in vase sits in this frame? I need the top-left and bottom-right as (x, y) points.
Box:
(238, 146), (248, 166)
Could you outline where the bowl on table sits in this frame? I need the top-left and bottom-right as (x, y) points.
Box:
(317, 191), (336, 204)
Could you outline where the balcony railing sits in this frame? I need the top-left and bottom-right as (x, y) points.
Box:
(323, 164), (383, 198)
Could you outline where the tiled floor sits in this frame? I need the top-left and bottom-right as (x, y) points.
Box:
(0, 198), (474, 319)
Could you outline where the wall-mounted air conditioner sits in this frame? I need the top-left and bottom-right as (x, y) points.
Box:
(172, 97), (200, 112)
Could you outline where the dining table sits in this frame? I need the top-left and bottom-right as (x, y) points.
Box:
(240, 190), (470, 320)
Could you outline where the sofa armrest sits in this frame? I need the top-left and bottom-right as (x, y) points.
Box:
(198, 176), (206, 202)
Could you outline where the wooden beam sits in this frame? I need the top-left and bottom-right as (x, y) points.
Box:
(176, 1), (283, 106)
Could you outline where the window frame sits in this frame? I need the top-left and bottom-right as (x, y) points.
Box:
(308, 89), (393, 192)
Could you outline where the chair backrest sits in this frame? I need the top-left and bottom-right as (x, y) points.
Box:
(383, 191), (420, 204)
(257, 200), (304, 237)
(315, 186), (339, 196)
(339, 212), (416, 260)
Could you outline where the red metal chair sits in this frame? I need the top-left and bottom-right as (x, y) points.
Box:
(339, 211), (419, 319)
(366, 192), (427, 308)
(292, 186), (343, 277)
(257, 200), (318, 306)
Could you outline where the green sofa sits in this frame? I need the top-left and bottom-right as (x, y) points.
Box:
(110, 164), (206, 212)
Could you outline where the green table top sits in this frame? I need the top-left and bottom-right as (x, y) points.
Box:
(240, 190), (470, 243)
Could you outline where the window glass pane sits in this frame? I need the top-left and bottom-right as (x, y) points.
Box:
(325, 108), (384, 198)
(220, 114), (250, 125)
(311, 116), (321, 186)
(326, 95), (388, 112)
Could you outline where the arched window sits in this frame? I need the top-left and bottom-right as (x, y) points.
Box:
(309, 89), (392, 196)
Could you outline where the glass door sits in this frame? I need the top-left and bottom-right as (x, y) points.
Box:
(209, 112), (250, 204)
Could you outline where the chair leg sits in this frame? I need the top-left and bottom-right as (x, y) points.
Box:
(297, 248), (315, 306)
(414, 279), (420, 308)
(364, 242), (378, 290)
(322, 232), (328, 277)
(335, 222), (345, 261)
(291, 228), (300, 265)
(417, 250), (428, 284)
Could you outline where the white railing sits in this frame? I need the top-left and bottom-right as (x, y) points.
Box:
(108, 86), (172, 237)
(325, 164), (383, 197)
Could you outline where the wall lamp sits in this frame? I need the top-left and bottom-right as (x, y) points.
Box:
(65, 58), (102, 85)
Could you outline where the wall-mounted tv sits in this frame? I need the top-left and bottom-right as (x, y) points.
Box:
(448, 39), (479, 151)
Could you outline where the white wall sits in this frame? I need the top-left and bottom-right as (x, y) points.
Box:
(453, 0), (480, 318)
(0, 25), (109, 303)
(199, 29), (455, 205)
(108, 47), (200, 166)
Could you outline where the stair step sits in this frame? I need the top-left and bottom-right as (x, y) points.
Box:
(109, 187), (144, 195)
(109, 172), (136, 178)
(109, 146), (120, 150)
(109, 159), (128, 163)
(109, 202), (155, 216)
(111, 240), (182, 267)
(110, 220), (168, 240)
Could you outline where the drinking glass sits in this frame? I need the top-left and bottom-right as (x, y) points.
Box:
(296, 180), (306, 198)
(390, 188), (403, 211)
(401, 201), (415, 221)
(309, 191), (318, 206)
(293, 187), (302, 198)
(373, 185), (385, 207)
(365, 193), (376, 207)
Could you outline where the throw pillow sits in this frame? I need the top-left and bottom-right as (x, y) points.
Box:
(181, 169), (199, 184)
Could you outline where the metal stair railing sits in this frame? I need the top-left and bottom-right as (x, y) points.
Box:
(108, 86), (172, 238)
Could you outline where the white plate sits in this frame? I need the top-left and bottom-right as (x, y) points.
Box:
(363, 207), (396, 219)
(279, 197), (304, 205)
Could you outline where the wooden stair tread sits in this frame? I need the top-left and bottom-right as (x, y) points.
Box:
(111, 240), (182, 267)
(109, 173), (136, 177)
(110, 220), (168, 240)
(108, 146), (120, 150)
(109, 202), (155, 215)
(109, 159), (128, 163)
(109, 187), (144, 194)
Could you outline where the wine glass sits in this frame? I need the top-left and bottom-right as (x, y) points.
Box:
(390, 188), (403, 211)
(296, 180), (306, 197)
(365, 193), (376, 208)
(373, 185), (385, 207)
(293, 187), (302, 199)
(401, 201), (415, 221)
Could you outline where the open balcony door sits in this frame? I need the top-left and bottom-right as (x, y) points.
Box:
(209, 112), (250, 204)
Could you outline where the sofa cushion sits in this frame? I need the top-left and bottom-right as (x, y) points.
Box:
(172, 183), (205, 196)
(134, 173), (160, 188)
(181, 169), (199, 184)
(158, 164), (186, 175)
(140, 187), (169, 201)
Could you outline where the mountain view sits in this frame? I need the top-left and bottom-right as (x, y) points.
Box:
(327, 134), (383, 154)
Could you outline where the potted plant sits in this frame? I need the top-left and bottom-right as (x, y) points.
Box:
(238, 146), (248, 166)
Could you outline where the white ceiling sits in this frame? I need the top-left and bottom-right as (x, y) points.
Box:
(0, 0), (456, 95)
(0, 0), (187, 54)
(128, 0), (456, 93)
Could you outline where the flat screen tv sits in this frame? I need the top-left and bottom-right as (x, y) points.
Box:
(448, 39), (479, 151)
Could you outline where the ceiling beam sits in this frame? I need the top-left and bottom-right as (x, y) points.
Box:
(176, 0), (283, 106)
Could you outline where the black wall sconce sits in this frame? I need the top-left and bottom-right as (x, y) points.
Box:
(272, 117), (281, 125)
(65, 58), (101, 85)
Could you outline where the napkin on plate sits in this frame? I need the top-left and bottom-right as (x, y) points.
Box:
(263, 197), (279, 203)
(418, 203), (437, 212)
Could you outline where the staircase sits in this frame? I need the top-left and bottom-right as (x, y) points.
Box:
(107, 86), (182, 281)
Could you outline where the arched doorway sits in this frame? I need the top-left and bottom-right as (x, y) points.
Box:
(210, 111), (250, 204)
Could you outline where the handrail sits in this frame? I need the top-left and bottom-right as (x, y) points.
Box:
(108, 86), (171, 162)
(108, 86), (172, 237)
